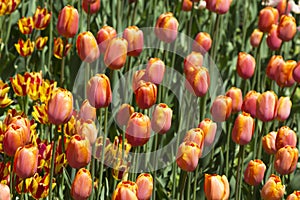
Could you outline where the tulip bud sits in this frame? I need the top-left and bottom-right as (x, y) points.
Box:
(151, 103), (172, 134)
(250, 29), (263, 47)
(79, 99), (96, 122)
(192, 32), (212, 54)
(155, 12), (179, 43)
(236, 52), (256, 79)
(198, 118), (217, 147)
(71, 168), (92, 200)
(183, 51), (203, 76)
(18, 17), (34, 35)
(134, 82), (157, 109)
(266, 24), (282, 51)
(116, 103), (135, 127)
(183, 128), (204, 155)
(182, 0), (193, 11)
(277, 15), (297, 41)
(225, 87), (243, 113)
(145, 58), (165, 85)
(136, 173), (153, 200)
(262, 131), (277, 154)
(232, 112), (255, 145)
(210, 95), (232, 122)
(276, 96), (292, 121)
(261, 174), (285, 200)
(47, 88), (73, 125)
(266, 55), (285, 81)
(275, 126), (297, 150)
(123, 26), (144, 57)
(277, 0), (291, 16)
(33, 7), (51, 30)
(204, 174), (230, 200)
(205, 0), (232, 14)
(76, 31), (100, 63)
(185, 66), (210, 97)
(56, 5), (79, 38)
(244, 159), (266, 186)
(276, 60), (296, 87)
(125, 112), (151, 147)
(287, 191), (300, 200)
(15, 39), (35, 57)
(96, 26), (117, 53)
(112, 181), (138, 200)
(86, 74), (112, 109)
(242, 90), (260, 118)
(66, 135), (91, 169)
(13, 145), (38, 179)
(35, 36), (48, 50)
(176, 141), (201, 171)
(0, 183), (10, 200)
(292, 61), (300, 83)
(82, 0), (100, 14)
(274, 145), (298, 175)
(258, 7), (279, 32)
(132, 69), (149, 91)
(76, 120), (97, 144)
(256, 91), (278, 122)
(104, 38), (128, 70)
(53, 37), (72, 59)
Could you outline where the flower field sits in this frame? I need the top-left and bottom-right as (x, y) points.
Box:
(1, 0), (300, 199)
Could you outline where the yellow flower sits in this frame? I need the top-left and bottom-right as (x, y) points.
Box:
(15, 39), (34, 57)
(0, 80), (13, 108)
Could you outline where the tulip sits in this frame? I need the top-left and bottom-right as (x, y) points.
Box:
(236, 52), (256, 79)
(82, 0), (100, 14)
(204, 174), (230, 200)
(3, 125), (28, 156)
(198, 118), (217, 147)
(232, 112), (255, 145)
(151, 103), (172, 134)
(155, 12), (179, 43)
(244, 159), (266, 186)
(132, 69), (148, 91)
(66, 135), (91, 169)
(53, 37), (72, 59)
(13, 145), (38, 179)
(266, 24), (282, 51)
(205, 0), (232, 14)
(79, 99), (96, 122)
(86, 74), (112, 109)
(258, 7), (279, 32)
(262, 131), (277, 154)
(185, 66), (210, 97)
(116, 103), (135, 127)
(274, 145), (298, 175)
(292, 61), (300, 82)
(176, 141), (201, 171)
(9, 73), (30, 96)
(225, 87), (243, 113)
(71, 168), (92, 200)
(4, 114), (31, 143)
(182, 0), (193, 11)
(210, 95), (232, 122)
(112, 181), (138, 200)
(266, 55), (285, 81)
(277, 15), (297, 41)
(183, 51), (203, 76)
(277, 0), (291, 16)
(242, 90), (260, 118)
(104, 38), (128, 70)
(76, 120), (97, 144)
(0, 183), (10, 200)
(56, 5), (79, 38)
(287, 191), (300, 200)
(183, 128), (204, 155)
(192, 32), (212, 54)
(256, 91), (278, 122)
(275, 126), (297, 150)
(76, 31), (100, 63)
(1, 0), (20, 15)
(33, 7), (51, 30)
(15, 39), (34, 57)
(0, 80), (13, 108)
(96, 26), (117, 53)
(35, 36), (48, 50)
(276, 96), (292, 121)
(18, 17), (34, 34)
(250, 29), (263, 47)
(125, 112), (151, 146)
(261, 174), (285, 200)
(123, 26), (144, 57)
(136, 173), (153, 200)
(47, 88), (73, 125)
(145, 58), (165, 85)
(134, 82), (157, 109)
(276, 60), (296, 87)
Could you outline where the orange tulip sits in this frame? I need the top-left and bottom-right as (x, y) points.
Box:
(145, 58), (165, 85)
(116, 103), (135, 127)
(232, 112), (255, 145)
(123, 26), (144, 57)
(266, 55), (285, 81)
(79, 99), (96, 122)
(82, 0), (100, 14)
(134, 82), (157, 109)
(262, 131), (277, 154)
(136, 173), (153, 200)
(151, 103), (172, 134)
(225, 87), (243, 113)
(250, 29), (263, 47)
(242, 90), (260, 118)
(183, 51), (203, 76)
(182, 0), (193, 11)
(277, 0), (291, 16)
(176, 141), (201, 171)
(71, 168), (92, 200)
(210, 95), (232, 122)
(96, 26), (117, 53)
(183, 128), (204, 155)
(274, 145), (298, 175)
(53, 37), (72, 59)
(192, 32), (212, 54)
(244, 159), (266, 186)
(18, 17), (34, 34)
(76, 31), (100, 63)
(104, 38), (128, 70)
(86, 74), (112, 109)
(185, 66), (210, 97)
(47, 88), (73, 125)
(132, 69), (149, 91)
(276, 96), (292, 121)
(35, 36), (48, 50)
(125, 112), (151, 147)
(266, 24), (282, 51)
(236, 52), (256, 79)
(155, 12), (179, 43)
(277, 15), (297, 41)
(112, 181), (138, 200)
(275, 60), (296, 87)
(258, 7), (279, 32)
(205, 0), (232, 14)
(15, 39), (34, 57)
(0, 183), (10, 200)
(198, 118), (217, 147)
(56, 5), (79, 38)
(204, 174), (230, 200)
(293, 61), (300, 83)
(256, 91), (278, 122)
(275, 126), (297, 150)
(287, 191), (300, 200)
(261, 174), (285, 200)
(33, 7), (51, 30)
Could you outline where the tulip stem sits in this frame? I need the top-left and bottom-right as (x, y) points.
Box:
(187, 172), (192, 200)
(10, 158), (14, 198)
(179, 171), (188, 200)
(131, 1), (138, 25)
(235, 145), (245, 200)
(257, 122), (266, 160)
(290, 83), (299, 100)
(90, 144), (95, 200)
(188, 1), (195, 37)
(87, 4), (91, 31)
(225, 116), (233, 177)
(49, 125), (58, 200)
(47, 0), (53, 79)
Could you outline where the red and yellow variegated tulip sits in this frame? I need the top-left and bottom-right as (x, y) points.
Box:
(33, 7), (51, 30)
(15, 39), (34, 57)
(0, 80), (13, 108)
(53, 37), (72, 59)
(18, 17), (34, 34)
(35, 36), (48, 50)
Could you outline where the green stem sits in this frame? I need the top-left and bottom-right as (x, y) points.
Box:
(225, 119), (233, 177)
(60, 55), (65, 87)
(47, 0), (53, 79)
(90, 144), (95, 200)
(186, 172), (192, 200)
(179, 171), (188, 200)
(290, 83), (299, 100)
(188, 1), (195, 37)
(235, 145), (245, 200)
(10, 158), (14, 198)
(49, 126), (58, 200)
(131, 1), (138, 25)
(87, 4), (91, 31)
(257, 122), (266, 160)
(193, 166), (202, 200)
(211, 14), (221, 62)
